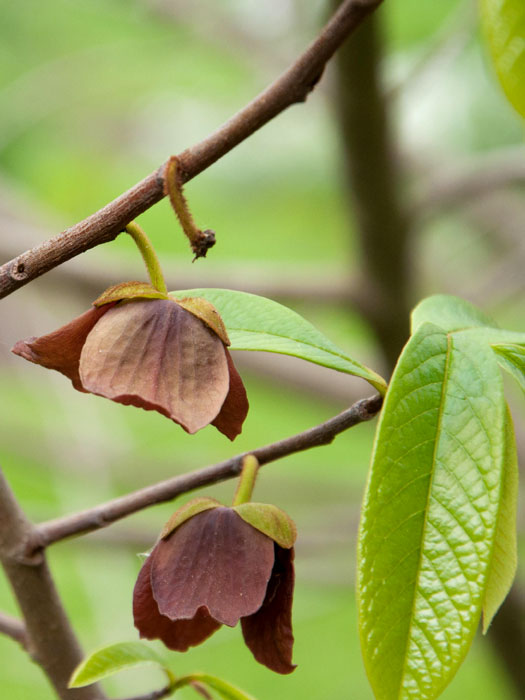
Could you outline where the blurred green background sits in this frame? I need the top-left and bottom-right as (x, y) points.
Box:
(0, 1), (523, 698)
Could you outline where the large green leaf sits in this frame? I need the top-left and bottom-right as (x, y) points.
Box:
(170, 288), (387, 394)
(479, 0), (525, 118)
(358, 322), (507, 700)
(69, 641), (172, 688)
(482, 406), (519, 632)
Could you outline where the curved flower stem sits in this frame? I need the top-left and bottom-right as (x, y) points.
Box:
(232, 455), (259, 506)
(125, 221), (168, 295)
(164, 156), (215, 260)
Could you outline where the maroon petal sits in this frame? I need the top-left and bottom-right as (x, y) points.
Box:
(151, 507), (275, 627)
(79, 299), (230, 434)
(241, 545), (296, 674)
(11, 305), (113, 391)
(212, 349), (249, 441)
(133, 554), (221, 651)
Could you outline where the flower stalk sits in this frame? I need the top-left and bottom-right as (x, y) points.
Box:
(232, 455), (260, 506)
(125, 221), (167, 295)
(164, 156), (216, 260)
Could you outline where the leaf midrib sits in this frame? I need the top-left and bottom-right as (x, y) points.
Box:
(397, 332), (453, 699)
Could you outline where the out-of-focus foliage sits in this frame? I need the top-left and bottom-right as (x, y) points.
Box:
(480, 0), (525, 118)
(0, 1), (523, 699)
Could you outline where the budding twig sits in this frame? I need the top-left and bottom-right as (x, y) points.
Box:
(29, 394), (383, 551)
(164, 156), (216, 260)
(0, 0), (383, 298)
(0, 611), (29, 651)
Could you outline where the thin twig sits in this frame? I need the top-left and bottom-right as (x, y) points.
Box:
(30, 395), (382, 551)
(411, 146), (525, 219)
(0, 0), (383, 300)
(0, 611), (29, 651)
(118, 686), (173, 700)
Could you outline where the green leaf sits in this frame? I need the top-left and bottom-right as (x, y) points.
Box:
(233, 502), (297, 548)
(479, 0), (525, 118)
(482, 406), (519, 632)
(160, 497), (221, 539)
(411, 294), (497, 333)
(358, 322), (506, 700)
(175, 673), (258, 700)
(170, 288), (387, 394)
(69, 641), (172, 688)
(492, 342), (525, 393)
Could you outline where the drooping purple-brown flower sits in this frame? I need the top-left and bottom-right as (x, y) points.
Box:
(133, 497), (297, 674)
(12, 283), (248, 440)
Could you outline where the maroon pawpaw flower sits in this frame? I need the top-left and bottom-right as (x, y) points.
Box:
(133, 497), (297, 674)
(11, 282), (248, 440)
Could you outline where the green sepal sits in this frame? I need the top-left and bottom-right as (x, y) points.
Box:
(160, 497), (221, 539)
(233, 502), (297, 549)
(93, 281), (169, 307)
(172, 295), (231, 345)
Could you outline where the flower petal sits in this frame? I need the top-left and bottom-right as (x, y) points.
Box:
(241, 546), (296, 674)
(133, 554), (220, 651)
(151, 507), (275, 627)
(211, 350), (249, 440)
(79, 299), (230, 433)
(11, 305), (113, 391)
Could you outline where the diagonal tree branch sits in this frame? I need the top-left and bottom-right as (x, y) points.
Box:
(0, 611), (29, 651)
(0, 469), (107, 700)
(29, 394), (382, 551)
(0, 0), (383, 301)
(117, 687), (173, 700)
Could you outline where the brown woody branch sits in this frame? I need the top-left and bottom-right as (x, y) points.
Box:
(118, 687), (173, 700)
(29, 395), (382, 552)
(0, 0), (383, 300)
(0, 611), (29, 651)
(0, 469), (107, 700)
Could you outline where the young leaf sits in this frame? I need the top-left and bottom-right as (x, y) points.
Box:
(170, 289), (387, 394)
(175, 673), (258, 700)
(479, 0), (525, 118)
(492, 342), (525, 393)
(411, 294), (497, 333)
(482, 406), (519, 632)
(358, 323), (506, 700)
(69, 641), (172, 688)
